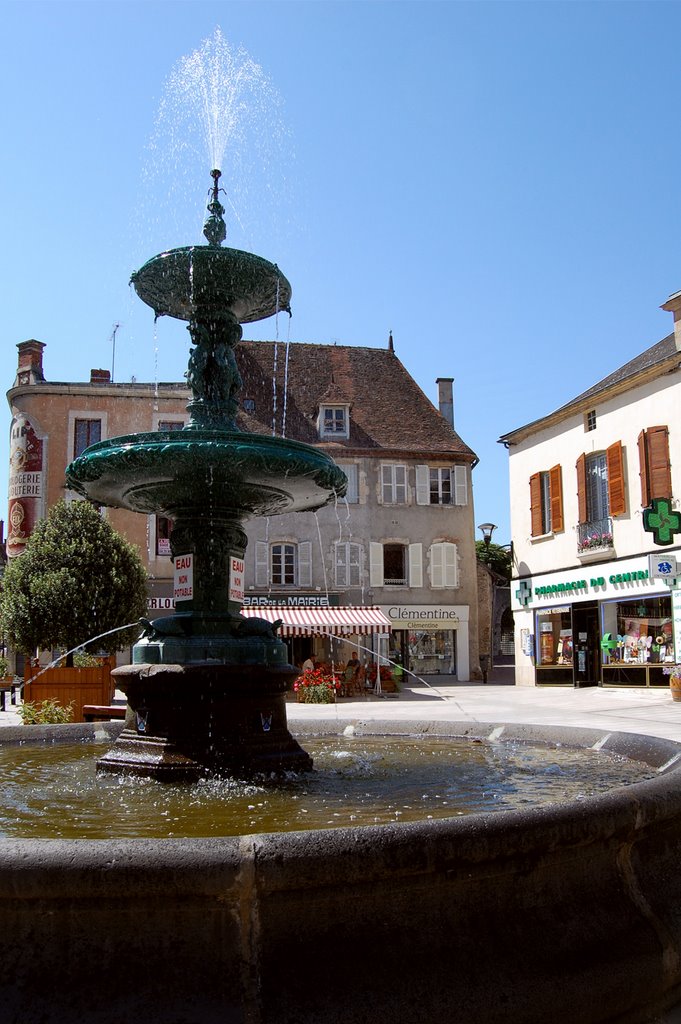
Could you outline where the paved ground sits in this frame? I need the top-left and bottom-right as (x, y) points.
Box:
(3, 662), (681, 742)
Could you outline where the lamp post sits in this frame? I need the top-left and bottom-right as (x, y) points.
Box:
(477, 523), (497, 682)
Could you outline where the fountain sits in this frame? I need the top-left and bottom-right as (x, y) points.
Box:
(4, 33), (681, 1024)
(66, 168), (346, 780)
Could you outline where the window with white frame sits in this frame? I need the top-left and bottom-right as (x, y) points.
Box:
(415, 465), (467, 506)
(369, 542), (422, 587)
(319, 406), (349, 438)
(334, 541), (363, 587)
(155, 516), (173, 556)
(381, 464), (408, 504)
(255, 541), (312, 587)
(429, 542), (458, 588)
(337, 463), (359, 503)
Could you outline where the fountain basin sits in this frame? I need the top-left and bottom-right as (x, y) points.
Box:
(65, 429), (346, 516)
(1, 719), (681, 1024)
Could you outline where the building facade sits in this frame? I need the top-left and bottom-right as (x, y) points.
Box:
(501, 291), (681, 688)
(7, 336), (482, 679)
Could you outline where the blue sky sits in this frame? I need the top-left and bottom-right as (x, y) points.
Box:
(3, 1), (681, 546)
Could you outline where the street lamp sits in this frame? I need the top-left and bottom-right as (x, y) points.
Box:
(478, 522), (497, 548)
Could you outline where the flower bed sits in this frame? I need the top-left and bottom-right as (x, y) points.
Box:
(293, 668), (340, 704)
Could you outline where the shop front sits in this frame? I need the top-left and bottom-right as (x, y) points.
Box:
(379, 604), (470, 682)
(516, 555), (681, 688)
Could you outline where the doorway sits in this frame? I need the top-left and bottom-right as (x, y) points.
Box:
(572, 602), (600, 687)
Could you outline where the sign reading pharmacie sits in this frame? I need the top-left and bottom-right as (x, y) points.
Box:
(381, 604), (467, 631)
(513, 552), (681, 611)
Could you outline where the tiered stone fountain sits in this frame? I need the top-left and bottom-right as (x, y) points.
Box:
(66, 170), (346, 779)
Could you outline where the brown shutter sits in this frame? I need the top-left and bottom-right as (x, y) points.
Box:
(646, 426), (672, 501)
(576, 454), (587, 524)
(529, 473), (542, 537)
(638, 430), (649, 507)
(606, 441), (626, 517)
(549, 464), (563, 533)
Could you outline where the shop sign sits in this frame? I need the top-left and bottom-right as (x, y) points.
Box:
(520, 628), (534, 657)
(386, 605), (461, 630)
(648, 554), (678, 580)
(673, 591), (681, 664)
(173, 554), (194, 601)
(243, 594), (340, 607)
(516, 559), (659, 609)
(148, 597), (175, 611)
(7, 413), (45, 558)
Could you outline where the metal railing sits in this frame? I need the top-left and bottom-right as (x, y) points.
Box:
(577, 517), (613, 552)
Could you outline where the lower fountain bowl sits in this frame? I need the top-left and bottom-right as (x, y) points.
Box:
(1, 719), (681, 1024)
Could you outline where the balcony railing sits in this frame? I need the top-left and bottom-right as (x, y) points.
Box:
(384, 577), (408, 586)
(577, 517), (613, 554)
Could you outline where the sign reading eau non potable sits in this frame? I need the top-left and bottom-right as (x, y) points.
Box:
(174, 554), (194, 601)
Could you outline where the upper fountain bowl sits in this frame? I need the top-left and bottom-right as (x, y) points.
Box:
(131, 245), (292, 324)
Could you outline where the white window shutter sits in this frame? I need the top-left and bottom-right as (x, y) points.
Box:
(343, 464), (359, 503)
(444, 543), (458, 587)
(430, 543), (444, 588)
(298, 541), (312, 587)
(396, 465), (408, 503)
(350, 543), (363, 586)
(415, 465), (429, 505)
(334, 542), (347, 587)
(454, 465), (467, 506)
(255, 542), (269, 587)
(409, 543), (423, 588)
(370, 542), (384, 587)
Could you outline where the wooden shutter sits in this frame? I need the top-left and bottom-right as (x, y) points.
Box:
(646, 426), (672, 501)
(415, 465), (430, 505)
(298, 541), (312, 587)
(576, 454), (587, 525)
(369, 542), (384, 587)
(606, 441), (626, 517)
(529, 473), (543, 536)
(638, 430), (650, 507)
(549, 465), (563, 533)
(409, 543), (423, 588)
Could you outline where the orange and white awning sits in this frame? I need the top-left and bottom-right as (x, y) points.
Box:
(240, 605), (391, 637)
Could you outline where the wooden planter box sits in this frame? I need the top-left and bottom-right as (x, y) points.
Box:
(23, 657), (116, 723)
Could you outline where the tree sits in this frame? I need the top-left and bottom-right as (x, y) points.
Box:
(0, 500), (148, 661)
(475, 540), (512, 581)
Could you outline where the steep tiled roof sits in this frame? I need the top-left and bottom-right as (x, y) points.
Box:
(500, 333), (679, 445)
(235, 341), (477, 461)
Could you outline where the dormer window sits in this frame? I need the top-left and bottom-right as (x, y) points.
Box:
(319, 405), (349, 439)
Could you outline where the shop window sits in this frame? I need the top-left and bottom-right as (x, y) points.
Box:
(408, 629), (456, 675)
(529, 465), (563, 537)
(369, 542), (422, 587)
(74, 418), (101, 458)
(156, 516), (173, 556)
(380, 464), (408, 505)
(255, 541), (312, 587)
(429, 542), (458, 588)
(536, 607), (573, 667)
(415, 465), (467, 506)
(334, 542), (363, 587)
(638, 426), (672, 508)
(337, 463), (359, 503)
(601, 596), (674, 667)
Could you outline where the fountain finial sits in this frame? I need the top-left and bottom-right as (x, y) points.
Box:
(203, 169), (227, 247)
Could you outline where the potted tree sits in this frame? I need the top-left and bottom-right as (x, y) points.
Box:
(0, 500), (148, 722)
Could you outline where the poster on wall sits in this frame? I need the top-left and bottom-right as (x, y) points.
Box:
(7, 413), (45, 557)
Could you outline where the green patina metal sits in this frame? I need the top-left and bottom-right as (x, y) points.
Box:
(63, 170), (346, 778)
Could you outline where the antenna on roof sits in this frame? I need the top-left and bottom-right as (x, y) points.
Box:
(388, 331), (394, 353)
(110, 322), (121, 382)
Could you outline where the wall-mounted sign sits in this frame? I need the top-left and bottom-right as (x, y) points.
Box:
(7, 414), (45, 558)
(648, 554), (678, 579)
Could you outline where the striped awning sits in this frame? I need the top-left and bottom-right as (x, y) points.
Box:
(240, 605), (391, 637)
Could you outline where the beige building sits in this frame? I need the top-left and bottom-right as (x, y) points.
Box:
(501, 291), (681, 688)
(8, 335), (482, 680)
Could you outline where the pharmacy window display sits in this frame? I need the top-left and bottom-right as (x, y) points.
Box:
(535, 607), (574, 684)
(601, 595), (673, 687)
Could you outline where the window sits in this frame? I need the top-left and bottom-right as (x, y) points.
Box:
(585, 410), (597, 432)
(334, 542), (363, 587)
(415, 465), (467, 506)
(576, 442), (626, 523)
(156, 516), (173, 556)
(529, 465), (564, 537)
(74, 418), (101, 458)
(369, 542), (422, 587)
(242, 399), (256, 414)
(638, 426), (671, 507)
(337, 463), (359, 503)
(429, 542), (458, 588)
(157, 420), (184, 431)
(254, 541), (312, 587)
(381, 464), (407, 504)
(320, 406), (349, 438)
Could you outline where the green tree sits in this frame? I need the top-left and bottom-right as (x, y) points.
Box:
(0, 500), (148, 662)
(475, 540), (512, 581)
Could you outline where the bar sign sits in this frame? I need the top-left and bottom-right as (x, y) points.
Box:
(174, 554), (194, 601)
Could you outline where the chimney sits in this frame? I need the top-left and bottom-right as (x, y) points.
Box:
(661, 290), (681, 352)
(436, 377), (454, 428)
(15, 340), (46, 386)
(90, 369), (111, 384)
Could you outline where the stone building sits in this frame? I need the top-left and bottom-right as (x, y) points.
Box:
(7, 335), (481, 679)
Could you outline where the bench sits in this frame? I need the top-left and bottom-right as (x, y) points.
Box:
(82, 704), (127, 722)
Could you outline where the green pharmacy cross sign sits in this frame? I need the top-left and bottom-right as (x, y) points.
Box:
(643, 497), (681, 546)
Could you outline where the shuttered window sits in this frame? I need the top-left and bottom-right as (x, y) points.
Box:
(430, 543), (458, 588)
(576, 442), (627, 524)
(606, 441), (626, 517)
(529, 465), (563, 536)
(638, 426), (672, 507)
